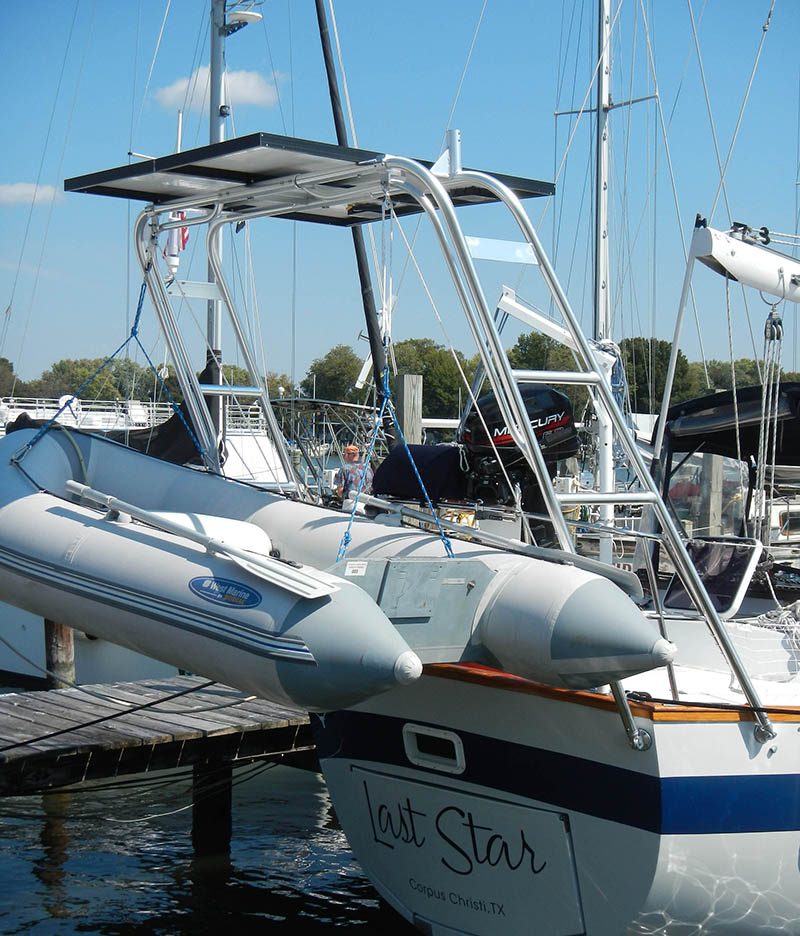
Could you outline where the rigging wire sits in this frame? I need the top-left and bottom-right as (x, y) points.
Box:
(637, 0), (709, 386)
(686, 0), (768, 379)
(260, 10), (289, 133)
(754, 297), (783, 543)
(708, 0), (776, 224)
(795, 68), (800, 371)
(686, 0), (734, 227)
(1, 0), (81, 373)
(288, 0), (297, 432)
(724, 275), (750, 536)
(666, 0), (706, 127)
(125, 0), (142, 343)
(130, 0), (173, 146)
(325, 0), (382, 294)
(390, 207), (526, 525)
(392, 1), (490, 306)
(551, 0), (590, 310)
(613, 4), (639, 354)
(180, 10), (209, 120)
(11, 0), (99, 401)
(538, 0), (625, 232)
(438, 0), (488, 154)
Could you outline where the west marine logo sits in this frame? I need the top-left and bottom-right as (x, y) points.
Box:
(189, 577), (262, 609)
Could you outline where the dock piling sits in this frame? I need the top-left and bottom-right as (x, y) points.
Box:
(44, 620), (75, 689)
(192, 760), (233, 855)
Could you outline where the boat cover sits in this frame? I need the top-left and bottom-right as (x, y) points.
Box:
(656, 383), (800, 466)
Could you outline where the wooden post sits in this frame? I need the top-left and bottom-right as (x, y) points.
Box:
(44, 620), (75, 689)
(699, 452), (723, 537)
(395, 374), (423, 444)
(192, 761), (232, 856)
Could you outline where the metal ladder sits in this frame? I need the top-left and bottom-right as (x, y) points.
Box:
(380, 147), (775, 744)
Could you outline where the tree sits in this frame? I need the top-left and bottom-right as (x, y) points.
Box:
(265, 370), (294, 398)
(220, 364), (293, 399)
(392, 338), (478, 418)
(301, 345), (362, 402)
(507, 332), (558, 370)
(506, 331), (587, 413)
(110, 358), (158, 400)
(618, 338), (691, 413)
(28, 358), (118, 400)
(0, 358), (16, 396)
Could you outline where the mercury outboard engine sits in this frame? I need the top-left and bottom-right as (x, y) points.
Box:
(373, 385), (579, 527)
(460, 385), (579, 511)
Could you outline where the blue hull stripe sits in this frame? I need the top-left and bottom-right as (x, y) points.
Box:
(313, 710), (800, 835)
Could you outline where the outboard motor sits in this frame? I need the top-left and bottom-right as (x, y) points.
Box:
(373, 385), (579, 539)
(460, 385), (579, 511)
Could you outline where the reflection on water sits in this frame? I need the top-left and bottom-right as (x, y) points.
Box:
(0, 764), (415, 935)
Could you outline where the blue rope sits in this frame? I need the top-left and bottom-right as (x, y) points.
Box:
(336, 368), (455, 561)
(13, 273), (208, 464)
(335, 393), (388, 562)
(131, 334), (206, 459)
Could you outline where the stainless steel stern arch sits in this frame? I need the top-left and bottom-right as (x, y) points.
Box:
(133, 206), (222, 473)
(453, 166), (775, 744)
(382, 155), (575, 553)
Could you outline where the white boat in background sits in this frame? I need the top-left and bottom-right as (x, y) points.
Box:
(0, 396), (174, 435)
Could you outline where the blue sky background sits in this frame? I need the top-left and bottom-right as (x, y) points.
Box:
(1, 0), (798, 391)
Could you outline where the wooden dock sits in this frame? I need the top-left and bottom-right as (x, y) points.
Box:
(0, 675), (313, 797)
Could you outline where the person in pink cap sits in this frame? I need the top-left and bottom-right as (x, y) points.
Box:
(334, 444), (374, 504)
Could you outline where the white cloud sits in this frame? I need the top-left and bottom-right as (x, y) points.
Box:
(0, 183), (62, 205)
(154, 65), (278, 112)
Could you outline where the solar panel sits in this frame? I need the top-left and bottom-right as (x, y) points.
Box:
(65, 132), (554, 227)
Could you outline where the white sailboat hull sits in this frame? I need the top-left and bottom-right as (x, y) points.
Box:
(316, 668), (800, 935)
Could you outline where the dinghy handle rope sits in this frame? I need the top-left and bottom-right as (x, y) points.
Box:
(336, 368), (455, 561)
(11, 272), (208, 464)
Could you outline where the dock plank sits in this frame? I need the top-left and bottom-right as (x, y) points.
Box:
(25, 683), (254, 738)
(81, 683), (276, 732)
(0, 693), (173, 752)
(0, 677), (313, 795)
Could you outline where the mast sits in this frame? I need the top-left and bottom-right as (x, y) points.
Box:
(314, 0), (390, 425)
(594, 0), (614, 564)
(207, 0), (228, 430)
(594, 0), (611, 341)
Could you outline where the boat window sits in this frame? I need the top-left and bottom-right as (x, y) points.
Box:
(402, 724), (465, 774)
(663, 537), (762, 618)
(667, 452), (747, 540)
(779, 511), (800, 535)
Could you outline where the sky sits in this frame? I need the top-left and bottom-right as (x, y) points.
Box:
(1, 0), (799, 392)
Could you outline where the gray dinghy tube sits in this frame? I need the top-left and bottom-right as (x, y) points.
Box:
(0, 431), (421, 711)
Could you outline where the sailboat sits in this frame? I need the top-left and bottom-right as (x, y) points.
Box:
(2, 4), (800, 935)
(0, 120), (793, 936)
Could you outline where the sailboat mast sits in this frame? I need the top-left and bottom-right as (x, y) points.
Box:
(594, 0), (614, 564)
(314, 0), (390, 425)
(207, 0), (227, 427)
(594, 0), (611, 341)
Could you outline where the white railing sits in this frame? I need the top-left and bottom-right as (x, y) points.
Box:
(0, 397), (176, 435)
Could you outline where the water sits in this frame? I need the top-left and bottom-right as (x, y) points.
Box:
(0, 763), (416, 935)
